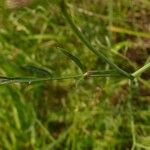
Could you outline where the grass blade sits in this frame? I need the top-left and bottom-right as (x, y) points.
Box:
(59, 48), (85, 72)
(21, 65), (52, 77)
(108, 26), (150, 38)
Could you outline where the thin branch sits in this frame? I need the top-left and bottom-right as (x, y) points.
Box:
(60, 0), (133, 79)
(0, 75), (83, 85)
(132, 62), (150, 77)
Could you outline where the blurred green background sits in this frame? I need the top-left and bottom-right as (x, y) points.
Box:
(0, 0), (150, 149)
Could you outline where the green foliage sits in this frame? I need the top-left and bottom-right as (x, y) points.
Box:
(0, 0), (150, 149)
(59, 48), (85, 72)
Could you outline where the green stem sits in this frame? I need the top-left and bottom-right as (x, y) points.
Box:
(128, 80), (137, 150)
(60, 0), (133, 79)
(132, 62), (150, 77)
(0, 69), (125, 85)
(0, 75), (83, 85)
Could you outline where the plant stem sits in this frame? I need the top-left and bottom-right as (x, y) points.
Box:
(0, 75), (83, 85)
(128, 80), (137, 150)
(132, 62), (150, 77)
(60, 0), (133, 79)
(0, 69), (125, 85)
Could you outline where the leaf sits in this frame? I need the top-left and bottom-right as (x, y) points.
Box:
(108, 26), (150, 38)
(21, 65), (52, 77)
(59, 48), (85, 72)
(111, 41), (132, 53)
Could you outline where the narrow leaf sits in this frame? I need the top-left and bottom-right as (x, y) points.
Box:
(108, 26), (150, 38)
(60, 48), (85, 72)
(21, 65), (52, 77)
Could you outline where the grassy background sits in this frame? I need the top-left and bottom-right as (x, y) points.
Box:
(0, 0), (150, 149)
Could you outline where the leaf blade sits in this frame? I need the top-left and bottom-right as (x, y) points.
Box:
(59, 48), (85, 72)
(21, 65), (52, 77)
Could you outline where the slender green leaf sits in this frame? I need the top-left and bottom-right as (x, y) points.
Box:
(21, 65), (52, 77)
(60, 48), (85, 72)
(108, 26), (150, 38)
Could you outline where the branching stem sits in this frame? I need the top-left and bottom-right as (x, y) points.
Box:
(60, 0), (133, 79)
